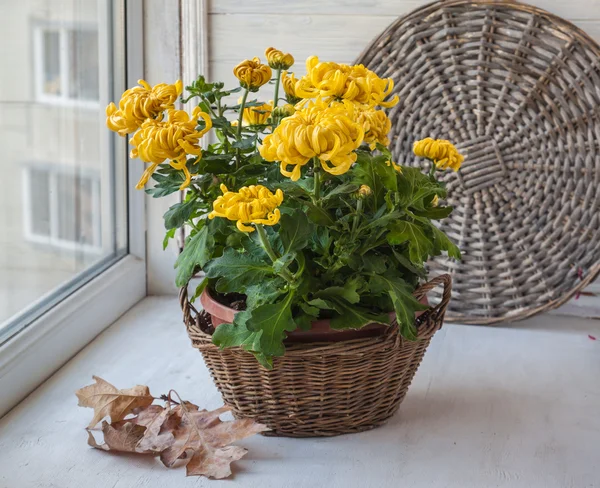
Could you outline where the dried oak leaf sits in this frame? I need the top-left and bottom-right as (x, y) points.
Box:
(76, 376), (154, 428)
(159, 403), (269, 479)
(87, 421), (146, 453)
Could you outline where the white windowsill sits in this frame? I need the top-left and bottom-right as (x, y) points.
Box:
(0, 297), (599, 487)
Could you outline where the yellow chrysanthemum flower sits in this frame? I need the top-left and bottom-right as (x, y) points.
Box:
(233, 57), (272, 91)
(265, 47), (294, 70)
(294, 57), (399, 108)
(208, 184), (284, 233)
(242, 101), (272, 126)
(259, 99), (364, 181)
(106, 79), (183, 135)
(281, 71), (301, 104)
(355, 107), (391, 149)
(413, 137), (464, 172)
(129, 107), (212, 190)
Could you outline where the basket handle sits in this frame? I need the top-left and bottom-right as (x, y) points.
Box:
(413, 274), (452, 338)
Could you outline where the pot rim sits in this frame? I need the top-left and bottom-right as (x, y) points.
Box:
(200, 285), (428, 327)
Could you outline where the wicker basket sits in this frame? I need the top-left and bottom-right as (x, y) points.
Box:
(180, 275), (451, 437)
(355, 0), (600, 324)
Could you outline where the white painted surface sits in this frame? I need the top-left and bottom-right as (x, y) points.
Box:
(0, 256), (145, 418)
(1, 297), (599, 487)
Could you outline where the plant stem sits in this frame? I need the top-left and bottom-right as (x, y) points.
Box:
(273, 69), (281, 109)
(255, 225), (295, 283)
(313, 163), (321, 201)
(351, 198), (363, 238)
(236, 89), (249, 140)
(235, 88), (250, 170)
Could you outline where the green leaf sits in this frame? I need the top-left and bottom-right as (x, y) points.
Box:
(411, 206), (453, 220)
(214, 294), (297, 368)
(204, 248), (273, 293)
(374, 155), (398, 192)
(279, 210), (312, 254)
(430, 224), (461, 260)
(174, 226), (214, 287)
(163, 197), (197, 230)
(163, 228), (176, 250)
(327, 298), (390, 330)
(314, 279), (361, 305)
(362, 253), (388, 274)
(396, 166), (442, 210)
(307, 298), (335, 310)
(231, 136), (257, 150)
(305, 202), (335, 226)
(322, 183), (358, 201)
(370, 274), (429, 340)
(190, 277), (209, 303)
(353, 151), (383, 206)
(245, 278), (286, 309)
(387, 220), (433, 263)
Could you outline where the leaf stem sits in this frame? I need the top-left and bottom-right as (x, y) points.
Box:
(235, 88), (250, 170)
(255, 225), (295, 283)
(273, 69), (281, 109)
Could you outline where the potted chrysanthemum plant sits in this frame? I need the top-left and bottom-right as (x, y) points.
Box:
(106, 48), (462, 436)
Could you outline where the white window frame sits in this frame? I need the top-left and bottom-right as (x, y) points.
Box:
(0, 0), (146, 418)
(22, 165), (103, 254)
(33, 22), (101, 110)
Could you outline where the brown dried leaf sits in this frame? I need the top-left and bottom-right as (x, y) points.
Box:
(76, 376), (154, 428)
(135, 406), (179, 454)
(87, 421), (146, 453)
(159, 404), (269, 479)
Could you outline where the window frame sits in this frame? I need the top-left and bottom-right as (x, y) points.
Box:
(0, 0), (146, 418)
(32, 22), (101, 109)
(22, 164), (103, 254)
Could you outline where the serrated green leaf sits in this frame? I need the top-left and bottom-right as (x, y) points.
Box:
(231, 136), (257, 150)
(387, 220), (433, 263)
(305, 202), (335, 226)
(163, 197), (197, 230)
(279, 210), (312, 254)
(163, 228), (176, 250)
(430, 224), (461, 260)
(322, 183), (358, 201)
(190, 277), (209, 303)
(213, 293), (296, 368)
(314, 279), (361, 305)
(370, 274), (429, 340)
(396, 166), (442, 210)
(412, 206), (453, 220)
(204, 248), (273, 293)
(327, 298), (390, 330)
(245, 278), (286, 308)
(174, 226), (214, 287)
(362, 253), (388, 274)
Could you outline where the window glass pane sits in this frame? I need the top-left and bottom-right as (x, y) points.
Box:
(28, 169), (51, 236)
(0, 0), (128, 340)
(42, 30), (61, 96)
(69, 30), (100, 101)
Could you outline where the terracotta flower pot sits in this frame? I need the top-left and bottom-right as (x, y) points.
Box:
(200, 287), (429, 343)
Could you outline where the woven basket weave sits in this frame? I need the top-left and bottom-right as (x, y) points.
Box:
(356, 0), (600, 324)
(180, 275), (451, 437)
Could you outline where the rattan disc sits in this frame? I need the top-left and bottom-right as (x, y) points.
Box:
(356, 0), (600, 324)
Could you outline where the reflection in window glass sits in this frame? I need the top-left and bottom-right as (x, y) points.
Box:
(0, 1), (127, 340)
(42, 30), (61, 96)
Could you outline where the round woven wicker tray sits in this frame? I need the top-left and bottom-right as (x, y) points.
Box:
(356, 0), (600, 324)
(180, 275), (451, 437)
